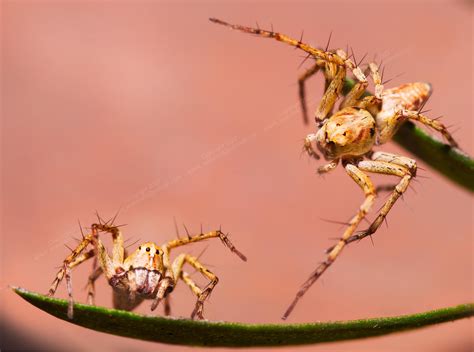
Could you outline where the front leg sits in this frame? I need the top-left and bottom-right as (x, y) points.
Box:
(91, 222), (124, 265)
(49, 248), (95, 319)
(161, 229), (246, 270)
(314, 67), (345, 122)
(48, 235), (95, 297)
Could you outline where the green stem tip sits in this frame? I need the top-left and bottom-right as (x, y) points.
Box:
(13, 287), (474, 347)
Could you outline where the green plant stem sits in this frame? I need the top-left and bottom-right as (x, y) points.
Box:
(342, 78), (474, 192)
(13, 287), (474, 347)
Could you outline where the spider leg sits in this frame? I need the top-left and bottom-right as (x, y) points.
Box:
(171, 253), (219, 320)
(400, 110), (458, 148)
(161, 229), (246, 270)
(210, 18), (372, 91)
(48, 234), (95, 297)
(371, 151), (417, 176)
(303, 133), (320, 160)
(210, 18), (373, 123)
(150, 276), (174, 311)
(298, 61), (323, 125)
(339, 79), (368, 109)
(92, 223), (124, 264)
(342, 158), (414, 246)
(368, 62), (384, 99)
(55, 248), (96, 319)
(314, 67), (346, 122)
(163, 295), (171, 316)
(93, 230), (115, 280)
(209, 18), (345, 66)
(317, 159), (339, 174)
(282, 162), (376, 319)
(86, 264), (103, 305)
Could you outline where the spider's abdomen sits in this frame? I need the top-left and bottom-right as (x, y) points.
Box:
(376, 82), (432, 144)
(382, 82), (432, 112)
(316, 107), (376, 160)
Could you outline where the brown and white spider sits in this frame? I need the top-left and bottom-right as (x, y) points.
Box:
(210, 18), (459, 319)
(48, 219), (247, 320)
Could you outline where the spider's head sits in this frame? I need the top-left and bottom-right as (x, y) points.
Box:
(129, 242), (164, 271)
(316, 107), (376, 159)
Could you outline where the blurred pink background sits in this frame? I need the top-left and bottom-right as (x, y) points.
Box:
(1, 1), (472, 351)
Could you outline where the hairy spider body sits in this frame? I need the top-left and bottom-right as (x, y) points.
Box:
(211, 18), (459, 319)
(48, 221), (246, 320)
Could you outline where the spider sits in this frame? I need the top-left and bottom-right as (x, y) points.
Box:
(47, 218), (247, 320)
(210, 18), (459, 319)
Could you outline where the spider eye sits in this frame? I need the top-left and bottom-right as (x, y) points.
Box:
(146, 247), (150, 252)
(138, 246), (141, 250)
(156, 249), (161, 255)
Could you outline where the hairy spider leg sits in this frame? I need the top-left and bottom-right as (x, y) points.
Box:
(282, 162), (376, 319)
(48, 234), (95, 297)
(334, 155), (416, 246)
(298, 60), (323, 124)
(171, 253), (220, 320)
(210, 18), (373, 118)
(161, 229), (247, 269)
(400, 110), (458, 147)
(86, 265), (103, 305)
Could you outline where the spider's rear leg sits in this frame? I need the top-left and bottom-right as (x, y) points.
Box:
(172, 253), (219, 320)
(86, 263), (103, 305)
(401, 110), (459, 148)
(283, 162), (376, 320)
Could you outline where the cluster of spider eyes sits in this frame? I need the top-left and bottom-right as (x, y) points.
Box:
(138, 246), (161, 255)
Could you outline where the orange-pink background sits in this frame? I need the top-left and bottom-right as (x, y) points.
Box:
(1, 1), (472, 351)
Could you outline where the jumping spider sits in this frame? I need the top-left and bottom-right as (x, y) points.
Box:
(48, 219), (247, 320)
(210, 18), (459, 319)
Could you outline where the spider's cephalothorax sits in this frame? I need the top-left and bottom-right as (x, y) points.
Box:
(48, 220), (247, 320)
(211, 18), (459, 319)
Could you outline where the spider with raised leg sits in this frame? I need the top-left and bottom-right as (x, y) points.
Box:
(210, 18), (459, 319)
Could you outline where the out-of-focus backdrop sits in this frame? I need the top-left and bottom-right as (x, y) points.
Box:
(1, 1), (472, 351)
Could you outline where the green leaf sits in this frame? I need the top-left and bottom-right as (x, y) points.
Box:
(343, 78), (474, 192)
(13, 287), (474, 347)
